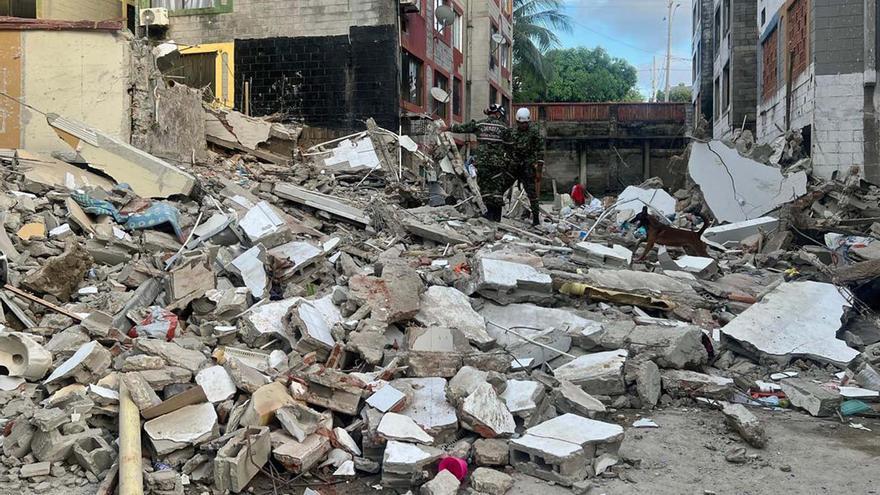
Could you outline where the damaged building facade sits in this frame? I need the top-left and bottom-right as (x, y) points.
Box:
(694, 0), (880, 181)
(145, 0), (512, 134)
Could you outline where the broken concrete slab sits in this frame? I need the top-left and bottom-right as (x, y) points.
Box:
(214, 427), (270, 493)
(240, 201), (291, 248)
(378, 412), (435, 444)
(661, 370), (734, 400)
(22, 238), (93, 301)
(228, 245), (269, 300)
(195, 365), (237, 403)
(391, 377), (459, 443)
(554, 350), (628, 396)
(657, 247), (718, 277)
(689, 141), (806, 223)
(144, 402), (218, 455)
(134, 339), (208, 373)
(44, 341), (111, 384)
(702, 217), (780, 249)
(240, 381), (297, 426)
(460, 382), (516, 438)
(779, 378), (842, 417)
(721, 281), (857, 367)
(274, 182), (370, 225)
(19, 461), (51, 478)
(276, 403), (325, 442)
(479, 302), (585, 367)
(635, 360), (661, 407)
(289, 295), (343, 355)
(381, 440), (443, 485)
(615, 185), (677, 218)
(572, 242), (632, 268)
(627, 325), (708, 369)
(141, 385), (209, 420)
(334, 426), (362, 456)
(272, 431), (331, 474)
(553, 380), (606, 418)
(474, 438), (509, 466)
(415, 285), (493, 348)
(122, 371), (162, 411)
(47, 113), (197, 198)
(500, 379), (544, 419)
(720, 402), (767, 448)
(349, 262), (423, 323)
(366, 384), (407, 413)
(475, 257), (553, 305)
(296, 366), (364, 415)
(569, 268), (703, 309)
(510, 414), (624, 486)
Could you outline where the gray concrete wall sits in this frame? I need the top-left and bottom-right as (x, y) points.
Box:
(712, 0), (757, 140)
(813, 0), (865, 76)
(164, 0), (397, 45)
(692, 0), (715, 131)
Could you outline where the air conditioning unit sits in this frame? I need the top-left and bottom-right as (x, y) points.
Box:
(400, 0), (420, 14)
(140, 8), (170, 27)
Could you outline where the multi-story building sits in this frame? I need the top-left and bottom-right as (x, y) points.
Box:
(709, 0), (757, 140)
(143, 0), (509, 136)
(756, 0), (880, 181)
(692, 0), (715, 134)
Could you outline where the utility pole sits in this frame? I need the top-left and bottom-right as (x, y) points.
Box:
(651, 56), (657, 102)
(664, 0), (678, 102)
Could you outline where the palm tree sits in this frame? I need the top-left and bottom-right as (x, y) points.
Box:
(513, 0), (572, 90)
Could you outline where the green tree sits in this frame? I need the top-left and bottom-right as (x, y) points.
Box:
(537, 47), (639, 102)
(655, 83), (692, 103)
(512, 0), (572, 98)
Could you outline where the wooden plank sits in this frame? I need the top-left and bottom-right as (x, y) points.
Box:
(274, 183), (370, 225)
(141, 385), (208, 420)
(3, 285), (82, 322)
(206, 134), (291, 165)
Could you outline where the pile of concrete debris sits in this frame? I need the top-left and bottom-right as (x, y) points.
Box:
(1, 107), (880, 495)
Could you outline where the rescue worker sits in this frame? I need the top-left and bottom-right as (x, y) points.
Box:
(450, 104), (510, 221)
(509, 107), (544, 226)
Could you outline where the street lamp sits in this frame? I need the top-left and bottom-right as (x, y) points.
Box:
(664, 1), (681, 102)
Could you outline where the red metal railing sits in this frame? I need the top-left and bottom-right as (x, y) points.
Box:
(513, 102), (687, 123)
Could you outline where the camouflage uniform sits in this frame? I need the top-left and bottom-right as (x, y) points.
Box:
(452, 117), (511, 221)
(509, 123), (544, 224)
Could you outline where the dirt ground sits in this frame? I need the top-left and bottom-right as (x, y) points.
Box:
(244, 407), (880, 495)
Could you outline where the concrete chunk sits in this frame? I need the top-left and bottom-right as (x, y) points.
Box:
(471, 467), (514, 495)
(272, 431), (332, 474)
(721, 281), (857, 367)
(391, 377), (458, 443)
(474, 439), (509, 466)
(779, 378), (842, 417)
(553, 380), (606, 418)
(554, 350), (628, 396)
(420, 469), (461, 495)
(415, 286), (493, 348)
(196, 365), (237, 403)
(378, 412), (435, 444)
(19, 461), (51, 478)
(500, 380), (544, 419)
(721, 402), (767, 448)
(475, 257), (553, 305)
(214, 427), (270, 493)
(460, 382), (516, 438)
(661, 370), (734, 400)
(276, 403), (325, 442)
(143, 402), (218, 455)
(44, 341), (112, 384)
(134, 339), (208, 373)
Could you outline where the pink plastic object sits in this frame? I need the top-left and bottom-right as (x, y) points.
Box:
(437, 456), (468, 481)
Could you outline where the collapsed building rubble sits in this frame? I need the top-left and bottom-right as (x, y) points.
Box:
(1, 74), (880, 495)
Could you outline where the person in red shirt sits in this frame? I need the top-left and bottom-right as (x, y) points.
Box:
(571, 178), (587, 206)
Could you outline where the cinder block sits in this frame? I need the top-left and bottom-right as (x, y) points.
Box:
(214, 427), (271, 493)
(72, 435), (116, 475)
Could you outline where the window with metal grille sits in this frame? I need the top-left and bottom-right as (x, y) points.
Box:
(452, 77), (462, 116)
(787, 0), (808, 79)
(0, 0), (36, 17)
(401, 50), (424, 106)
(434, 72), (449, 119)
(762, 28), (778, 102)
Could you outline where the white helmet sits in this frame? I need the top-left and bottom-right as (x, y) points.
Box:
(515, 107), (531, 122)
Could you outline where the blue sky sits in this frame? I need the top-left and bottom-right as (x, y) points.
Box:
(556, 0), (693, 98)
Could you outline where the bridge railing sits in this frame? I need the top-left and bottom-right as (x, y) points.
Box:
(513, 102), (687, 123)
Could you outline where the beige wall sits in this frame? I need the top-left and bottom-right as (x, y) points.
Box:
(17, 30), (131, 152)
(39, 0), (125, 21)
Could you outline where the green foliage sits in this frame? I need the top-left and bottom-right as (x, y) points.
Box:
(655, 83), (693, 103)
(529, 47), (639, 103)
(512, 0), (572, 96)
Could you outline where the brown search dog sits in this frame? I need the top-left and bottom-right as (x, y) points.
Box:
(632, 206), (711, 261)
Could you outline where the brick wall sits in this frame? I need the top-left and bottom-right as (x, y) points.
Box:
(166, 0), (397, 45)
(813, 0), (864, 75)
(235, 25), (399, 131)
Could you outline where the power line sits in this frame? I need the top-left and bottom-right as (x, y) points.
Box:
(567, 18), (692, 60)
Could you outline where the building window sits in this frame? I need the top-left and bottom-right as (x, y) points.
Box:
(762, 28), (778, 102)
(692, 54), (698, 84)
(693, 2), (699, 35)
(434, 72), (449, 119)
(787, 0), (808, 79)
(761, 8), (766, 27)
(453, 12), (463, 51)
(0, 0), (36, 17)
(401, 50), (424, 106)
(453, 77), (462, 116)
(713, 76), (721, 121)
(434, 0), (447, 31)
(722, 63), (730, 112)
(500, 39), (510, 70)
(501, 95), (510, 117)
(713, 7), (721, 56)
(490, 24), (499, 70)
(490, 86), (498, 107)
(723, 0), (730, 34)
(150, 0), (232, 14)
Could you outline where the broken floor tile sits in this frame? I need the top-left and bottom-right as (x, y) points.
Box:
(195, 365), (237, 403)
(366, 384), (407, 413)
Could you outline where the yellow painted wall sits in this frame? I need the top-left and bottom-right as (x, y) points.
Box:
(38, 0), (126, 21)
(20, 30), (131, 152)
(0, 31), (23, 149)
(180, 42), (235, 108)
